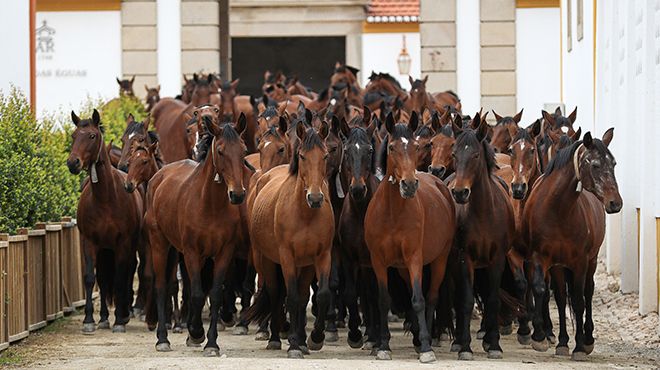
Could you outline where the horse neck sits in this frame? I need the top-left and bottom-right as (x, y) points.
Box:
(192, 151), (230, 208)
(191, 93), (209, 106)
(464, 159), (498, 216)
(542, 165), (582, 214)
(89, 143), (117, 202)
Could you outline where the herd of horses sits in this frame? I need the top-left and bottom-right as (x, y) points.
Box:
(64, 62), (622, 363)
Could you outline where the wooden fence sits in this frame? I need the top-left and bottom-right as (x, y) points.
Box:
(0, 217), (85, 351)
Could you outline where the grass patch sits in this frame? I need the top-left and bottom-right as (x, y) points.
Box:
(41, 317), (68, 334)
(0, 347), (24, 366)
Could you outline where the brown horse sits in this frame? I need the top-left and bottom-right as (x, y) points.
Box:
(107, 142), (122, 169)
(146, 106), (248, 355)
(262, 71), (288, 102)
(178, 74), (196, 103)
(212, 79), (259, 153)
(145, 85), (160, 112)
(542, 106), (577, 136)
(117, 76), (135, 97)
(449, 111), (515, 360)
(246, 123), (334, 358)
(117, 114), (162, 172)
(524, 129), (622, 361)
(428, 111), (459, 179)
(286, 75), (316, 99)
(67, 109), (143, 334)
(364, 112), (455, 363)
(330, 62), (363, 106)
(490, 109), (524, 153)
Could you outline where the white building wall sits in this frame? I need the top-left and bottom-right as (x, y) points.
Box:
(157, 0), (181, 97)
(456, 0), (480, 115)
(516, 7), (560, 117)
(361, 32), (421, 88)
(36, 11), (122, 118)
(0, 2), (30, 98)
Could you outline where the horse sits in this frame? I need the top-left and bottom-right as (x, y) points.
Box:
(145, 105), (249, 355)
(117, 76), (135, 97)
(448, 111), (516, 360)
(245, 123), (334, 359)
(117, 114), (162, 172)
(286, 75), (316, 99)
(213, 78), (259, 153)
(337, 121), (379, 349)
(523, 129), (622, 361)
(66, 109), (144, 334)
(107, 142), (122, 169)
(542, 106), (577, 135)
(413, 109), (441, 172)
(363, 112), (455, 363)
(490, 109), (524, 153)
(178, 74), (196, 103)
(427, 111), (458, 180)
(363, 72), (407, 111)
(262, 71), (288, 102)
(330, 62), (363, 106)
(145, 85), (160, 112)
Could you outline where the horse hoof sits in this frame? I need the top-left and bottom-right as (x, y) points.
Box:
(458, 351), (473, 361)
(279, 331), (289, 340)
(376, 350), (392, 360)
(450, 343), (462, 352)
(439, 333), (450, 341)
(155, 342), (172, 352)
(221, 319), (236, 328)
(165, 323), (172, 330)
(584, 344), (594, 355)
(255, 331), (270, 341)
(325, 331), (338, 342)
(308, 337), (324, 351)
(266, 341), (281, 350)
(347, 335), (363, 349)
(500, 324), (513, 335)
(555, 346), (570, 356)
(362, 341), (376, 351)
(186, 336), (204, 347)
(82, 323), (96, 334)
(572, 351), (588, 362)
(482, 341), (490, 352)
(299, 345), (310, 355)
(419, 351), (436, 363)
(532, 339), (549, 352)
(112, 325), (126, 333)
(233, 326), (248, 336)
(287, 350), (304, 359)
(98, 320), (110, 330)
(217, 322), (226, 332)
(517, 334), (531, 345)
(414, 345), (421, 354)
(476, 330), (485, 340)
(133, 307), (143, 318)
(173, 326), (183, 334)
(488, 350), (503, 359)
(203, 347), (220, 357)
(431, 338), (440, 347)
(547, 335), (557, 344)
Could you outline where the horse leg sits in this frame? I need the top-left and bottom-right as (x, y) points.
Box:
(203, 252), (232, 356)
(483, 257), (505, 359)
(280, 252), (303, 358)
(149, 232), (171, 351)
(81, 238), (97, 333)
(543, 276), (555, 343)
(324, 249), (340, 343)
(420, 258), (446, 363)
(552, 267), (570, 356)
(182, 255), (206, 347)
(516, 260), (532, 345)
(362, 267), (379, 351)
(569, 268), (587, 361)
(111, 247), (133, 332)
(372, 259), (392, 360)
(309, 251), (332, 351)
(96, 250), (111, 329)
(297, 267), (316, 353)
(341, 256), (363, 348)
(457, 254), (475, 360)
(179, 254), (190, 329)
(530, 257), (549, 352)
(584, 260), (597, 355)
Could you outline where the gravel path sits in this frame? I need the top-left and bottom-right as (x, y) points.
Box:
(3, 260), (659, 369)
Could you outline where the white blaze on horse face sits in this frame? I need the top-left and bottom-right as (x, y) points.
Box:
(354, 142), (360, 150)
(519, 142), (526, 150)
(561, 126), (569, 133)
(128, 132), (135, 140)
(264, 141), (272, 148)
(401, 137), (409, 149)
(330, 98), (337, 106)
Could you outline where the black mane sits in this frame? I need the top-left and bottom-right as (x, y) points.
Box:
(512, 127), (532, 143)
(414, 124), (434, 138)
(195, 123), (241, 162)
(289, 127), (325, 175)
(455, 129), (497, 174)
(346, 126), (377, 174)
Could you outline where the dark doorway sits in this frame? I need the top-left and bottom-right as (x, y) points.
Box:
(231, 36), (346, 97)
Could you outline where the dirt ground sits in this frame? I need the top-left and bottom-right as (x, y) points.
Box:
(3, 260), (659, 369)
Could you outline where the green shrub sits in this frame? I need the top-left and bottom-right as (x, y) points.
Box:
(100, 95), (146, 144)
(0, 88), (80, 233)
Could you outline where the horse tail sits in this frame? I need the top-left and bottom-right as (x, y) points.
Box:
(498, 288), (526, 318)
(96, 248), (115, 306)
(242, 265), (284, 326)
(436, 274), (455, 339)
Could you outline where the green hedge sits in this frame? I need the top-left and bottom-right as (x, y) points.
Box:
(100, 95), (147, 144)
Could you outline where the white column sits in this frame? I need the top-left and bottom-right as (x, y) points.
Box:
(0, 1), (30, 97)
(346, 33), (362, 83)
(456, 0), (480, 114)
(157, 0), (181, 97)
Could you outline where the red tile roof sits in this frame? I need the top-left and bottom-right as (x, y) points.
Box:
(367, 0), (419, 21)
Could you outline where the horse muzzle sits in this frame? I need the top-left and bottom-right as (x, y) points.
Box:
(67, 158), (82, 174)
(229, 190), (246, 205)
(429, 165), (446, 179)
(124, 182), (136, 193)
(511, 183), (527, 200)
(605, 198), (623, 214)
(399, 179), (419, 199)
(306, 192), (324, 209)
(349, 183), (367, 201)
(451, 187), (471, 204)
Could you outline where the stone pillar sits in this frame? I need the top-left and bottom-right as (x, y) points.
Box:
(181, 0), (220, 76)
(420, 0), (457, 92)
(121, 0), (158, 99)
(479, 0), (516, 116)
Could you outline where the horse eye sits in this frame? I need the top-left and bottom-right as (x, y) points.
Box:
(425, 142), (432, 148)
(142, 159), (148, 164)
(89, 133), (96, 139)
(388, 144), (394, 151)
(299, 153), (305, 160)
(138, 137), (145, 142)
(214, 108), (220, 113)
(193, 111), (198, 116)
(217, 149), (224, 156)
(329, 147), (336, 153)
(369, 147), (374, 153)
(278, 147), (285, 153)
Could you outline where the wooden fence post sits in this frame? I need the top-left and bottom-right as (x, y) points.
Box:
(5, 234), (28, 343)
(0, 236), (8, 351)
(36, 223), (63, 321)
(60, 217), (84, 312)
(19, 227), (46, 331)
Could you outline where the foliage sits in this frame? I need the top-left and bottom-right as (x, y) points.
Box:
(99, 95), (146, 144)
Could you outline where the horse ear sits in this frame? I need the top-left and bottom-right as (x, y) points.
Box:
(183, 74), (189, 83)
(409, 111), (419, 133)
(319, 121), (330, 140)
(277, 116), (288, 135)
(330, 115), (341, 136)
(385, 112), (395, 135)
(71, 111), (80, 126)
(513, 108), (524, 123)
(408, 75), (414, 87)
(477, 118), (489, 142)
(207, 74), (214, 84)
(145, 84), (149, 92)
(362, 106), (371, 127)
(431, 111), (442, 131)
(470, 112), (482, 130)
(127, 113), (135, 125)
(193, 73), (199, 83)
(422, 75), (428, 85)
(602, 127), (614, 147)
(304, 108), (313, 125)
(541, 110), (556, 128)
(340, 117), (351, 138)
(92, 109), (101, 126)
(492, 110), (503, 122)
(568, 106), (577, 124)
(554, 106), (562, 116)
(527, 119), (541, 138)
(335, 61), (342, 69)
(116, 77), (121, 85)
(130, 76), (135, 84)
(277, 101), (287, 116)
(296, 121), (307, 141)
(297, 101), (305, 116)
(231, 78), (240, 90)
(583, 131), (593, 148)
(571, 127), (582, 141)
(451, 114), (463, 137)
(235, 112), (247, 134)
(262, 94), (269, 107)
(264, 70), (271, 82)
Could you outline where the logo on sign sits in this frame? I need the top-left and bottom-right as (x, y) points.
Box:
(36, 20), (55, 58)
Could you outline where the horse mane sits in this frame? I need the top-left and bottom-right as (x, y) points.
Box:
(439, 124), (454, 137)
(77, 118), (105, 134)
(512, 127), (532, 143)
(495, 116), (516, 126)
(289, 127), (325, 175)
(455, 129), (497, 174)
(378, 73), (403, 91)
(444, 90), (460, 101)
(363, 91), (387, 106)
(125, 120), (144, 137)
(220, 80), (232, 91)
(195, 123), (240, 162)
(262, 125), (280, 140)
(411, 79), (426, 90)
(378, 123), (413, 175)
(317, 88), (329, 102)
(414, 124), (434, 138)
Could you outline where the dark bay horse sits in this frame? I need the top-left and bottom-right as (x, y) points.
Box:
(330, 62), (363, 106)
(213, 79), (258, 153)
(428, 111), (459, 180)
(145, 85), (160, 112)
(449, 112), (516, 360)
(364, 112), (455, 363)
(145, 107), (249, 355)
(246, 123), (334, 359)
(524, 129), (622, 361)
(117, 76), (135, 97)
(67, 109), (143, 334)
(490, 109), (524, 153)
